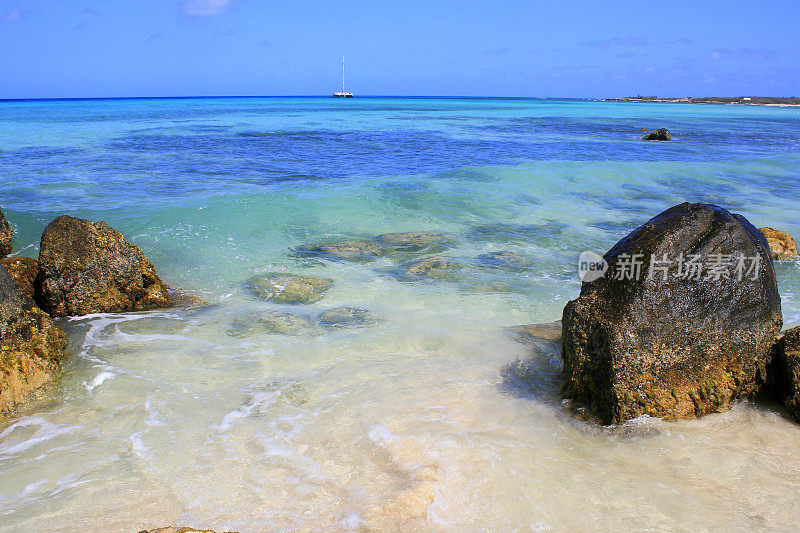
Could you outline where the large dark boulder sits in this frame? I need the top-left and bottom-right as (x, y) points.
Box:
(0, 208), (12, 256)
(1, 265), (67, 420)
(643, 128), (671, 141)
(35, 216), (172, 316)
(562, 203), (782, 424)
(769, 326), (800, 422)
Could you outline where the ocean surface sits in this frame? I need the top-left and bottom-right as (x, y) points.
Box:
(1, 97), (799, 531)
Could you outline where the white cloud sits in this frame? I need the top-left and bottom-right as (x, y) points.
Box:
(1, 8), (23, 23)
(183, 0), (233, 17)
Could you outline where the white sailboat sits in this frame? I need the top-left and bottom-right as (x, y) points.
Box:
(332, 55), (353, 98)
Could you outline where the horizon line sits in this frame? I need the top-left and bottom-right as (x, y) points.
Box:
(0, 95), (598, 103)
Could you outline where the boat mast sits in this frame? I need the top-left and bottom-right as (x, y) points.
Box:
(341, 55), (345, 93)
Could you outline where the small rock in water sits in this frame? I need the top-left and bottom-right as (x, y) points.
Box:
(477, 251), (534, 269)
(167, 287), (212, 309)
(228, 310), (316, 336)
(468, 222), (566, 245)
(245, 273), (333, 304)
(642, 128), (671, 141)
(376, 231), (457, 253)
(297, 238), (384, 262)
(397, 256), (459, 279)
(318, 306), (382, 329)
(0, 257), (38, 299)
(759, 227), (798, 260)
(0, 208), (12, 256)
(513, 321), (562, 345)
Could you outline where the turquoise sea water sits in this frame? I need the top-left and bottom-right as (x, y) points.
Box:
(1, 97), (799, 531)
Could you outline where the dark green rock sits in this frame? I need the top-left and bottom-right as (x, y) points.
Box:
(228, 310), (316, 336)
(297, 239), (384, 262)
(477, 251), (534, 270)
(376, 232), (457, 253)
(397, 256), (460, 279)
(245, 273), (333, 304)
(318, 307), (381, 329)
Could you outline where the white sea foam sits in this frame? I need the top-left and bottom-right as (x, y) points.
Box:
(0, 418), (82, 456)
(83, 371), (116, 392)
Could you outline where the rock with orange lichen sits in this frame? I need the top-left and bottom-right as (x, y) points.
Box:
(0, 257), (38, 300)
(0, 208), (12, 256)
(35, 215), (172, 317)
(0, 264), (67, 422)
(759, 227), (798, 260)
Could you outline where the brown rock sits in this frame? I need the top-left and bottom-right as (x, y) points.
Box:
(769, 326), (800, 422)
(0, 257), (38, 299)
(35, 216), (172, 317)
(562, 203), (782, 424)
(643, 128), (671, 141)
(0, 208), (12, 256)
(758, 227), (798, 260)
(0, 265), (67, 421)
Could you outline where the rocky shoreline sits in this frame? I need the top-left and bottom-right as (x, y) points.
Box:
(2, 204), (799, 424)
(0, 209), (173, 422)
(1, 201), (799, 531)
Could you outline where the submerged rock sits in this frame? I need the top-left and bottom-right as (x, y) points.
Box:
(467, 222), (567, 245)
(297, 238), (384, 262)
(0, 265), (67, 421)
(167, 287), (211, 309)
(36, 216), (172, 316)
(0, 257), (38, 299)
(397, 256), (459, 279)
(318, 306), (382, 329)
(0, 208), (11, 256)
(377, 231), (457, 253)
(759, 227), (798, 260)
(643, 128), (671, 141)
(561, 202), (782, 424)
(513, 321), (562, 346)
(228, 310), (315, 336)
(769, 326), (800, 422)
(477, 251), (535, 269)
(245, 273), (333, 304)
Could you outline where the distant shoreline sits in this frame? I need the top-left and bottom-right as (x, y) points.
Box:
(607, 96), (800, 107)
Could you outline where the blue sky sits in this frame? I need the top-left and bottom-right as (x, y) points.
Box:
(1, 0), (798, 99)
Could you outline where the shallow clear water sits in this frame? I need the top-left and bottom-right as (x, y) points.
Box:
(1, 97), (799, 531)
